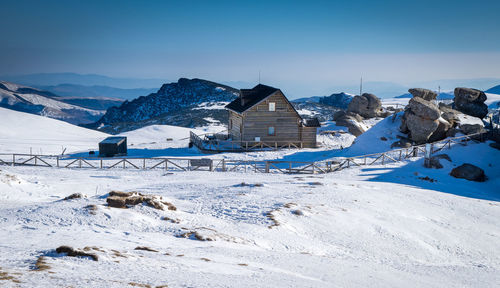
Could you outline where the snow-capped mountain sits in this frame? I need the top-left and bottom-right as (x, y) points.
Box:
(0, 81), (106, 125)
(87, 78), (241, 133)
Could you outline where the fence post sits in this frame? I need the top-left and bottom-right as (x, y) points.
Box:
(35, 156), (37, 166)
(382, 154), (385, 165)
(12, 154), (15, 166)
(265, 162), (270, 173)
(57, 156), (59, 168)
(100, 159), (103, 169)
(222, 159), (226, 172)
(143, 159), (146, 169)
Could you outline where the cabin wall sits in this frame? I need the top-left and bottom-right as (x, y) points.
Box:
(301, 127), (317, 148)
(241, 91), (302, 143)
(228, 111), (243, 140)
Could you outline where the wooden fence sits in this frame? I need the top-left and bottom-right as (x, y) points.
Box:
(0, 132), (488, 174)
(189, 131), (304, 153)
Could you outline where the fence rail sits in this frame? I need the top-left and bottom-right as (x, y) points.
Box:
(0, 132), (488, 174)
(189, 131), (304, 153)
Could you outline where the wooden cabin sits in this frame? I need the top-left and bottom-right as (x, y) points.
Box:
(99, 136), (127, 157)
(225, 84), (320, 148)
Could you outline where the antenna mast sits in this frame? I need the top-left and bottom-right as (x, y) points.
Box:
(259, 70), (261, 84)
(360, 77), (363, 96)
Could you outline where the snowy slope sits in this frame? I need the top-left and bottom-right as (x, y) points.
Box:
(0, 141), (498, 287)
(0, 107), (109, 154)
(0, 81), (105, 124)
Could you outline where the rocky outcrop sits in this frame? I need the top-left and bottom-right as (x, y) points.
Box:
(450, 163), (486, 182)
(428, 154), (451, 169)
(335, 113), (367, 136)
(453, 88), (488, 119)
(401, 96), (442, 144)
(347, 93), (382, 118)
(400, 88), (486, 144)
(408, 88), (437, 101)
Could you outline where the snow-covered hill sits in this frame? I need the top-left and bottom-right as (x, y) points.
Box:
(0, 107), (108, 154)
(88, 78), (240, 133)
(0, 81), (106, 124)
(0, 102), (499, 287)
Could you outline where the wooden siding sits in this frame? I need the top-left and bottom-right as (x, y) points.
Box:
(228, 111), (243, 140)
(301, 127), (317, 148)
(242, 91), (301, 142)
(228, 90), (318, 146)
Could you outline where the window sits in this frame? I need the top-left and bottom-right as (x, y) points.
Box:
(268, 126), (275, 136)
(269, 102), (275, 111)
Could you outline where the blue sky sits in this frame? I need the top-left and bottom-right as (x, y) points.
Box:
(1, 0), (499, 97)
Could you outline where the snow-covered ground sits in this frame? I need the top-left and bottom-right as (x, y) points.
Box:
(0, 107), (499, 287)
(0, 107), (108, 155)
(0, 140), (498, 287)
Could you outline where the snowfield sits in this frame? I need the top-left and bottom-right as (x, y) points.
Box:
(0, 108), (499, 287)
(0, 141), (498, 287)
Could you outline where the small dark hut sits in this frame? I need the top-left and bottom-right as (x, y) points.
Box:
(99, 136), (127, 157)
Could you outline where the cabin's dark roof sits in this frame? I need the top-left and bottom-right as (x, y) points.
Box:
(303, 118), (321, 127)
(99, 136), (127, 145)
(225, 84), (279, 113)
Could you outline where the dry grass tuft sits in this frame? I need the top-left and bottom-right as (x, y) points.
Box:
(178, 231), (214, 241)
(63, 193), (84, 200)
(33, 256), (51, 271)
(109, 191), (137, 197)
(106, 191), (177, 211)
(292, 209), (304, 216)
(134, 246), (158, 252)
(0, 268), (22, 283)
(56, 246), (98, 261)
(161, 216), (180, 224)
(237, 263), (248, 266)
(283, 202), (297, 208)
(266, 209), (281, 229)
(84, 204), (98, 215)
(128, 282), (151, 288)
(200, 258), (211, 262)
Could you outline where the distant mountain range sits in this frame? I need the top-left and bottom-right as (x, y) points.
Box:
(395, 91), (455, 100)
(0, 81), (105, 124)
(0, 73), (165, 89)
(37, 84), (156, 100)
(486, 85), (500, 94)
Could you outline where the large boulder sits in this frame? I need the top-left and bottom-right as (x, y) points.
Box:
(405, 112), (439, 143)
(347, 93), (382, 118)
(408, 97), (440, 120)
(453, 88), (488, 119)
(408, 88), (437, 101)
(450, 163), (486, 182)
(335, 115), (366, 136)
(428, 117), (452, 142)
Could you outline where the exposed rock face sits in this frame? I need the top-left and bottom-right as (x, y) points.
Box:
(450, 163), (486, 182)
(88, 78), (240, 133)
(347, 93), (382, 118)
(453, 88), (488, 119)
(408, 88), (437, 101)
(401, 97), (441, 144)
(428, 154), (451, 169)
(335, 114), (366, 136)
(318, 92), (354, 109)
(400, 87), (486, 144)
(391, 138), (412, 149)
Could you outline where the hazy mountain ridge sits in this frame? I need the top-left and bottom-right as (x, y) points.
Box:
(38, 84), (157, 100)
(0, 81), (105, 125)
